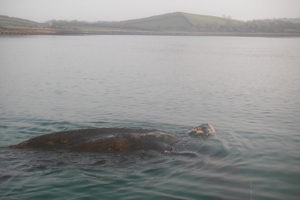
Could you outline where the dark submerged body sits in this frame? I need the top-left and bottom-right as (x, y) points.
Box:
(10, 128), (179, 152)
(10, 124), (215, 153)
(7, 124), (251, 199)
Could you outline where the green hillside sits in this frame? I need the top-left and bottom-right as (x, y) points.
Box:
(0, 15), (42, 27)
(183, 13), (242, 26)
(120, 12), (243, 31)
(120, 12), (194, 31)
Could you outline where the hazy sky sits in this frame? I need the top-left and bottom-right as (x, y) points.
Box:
(0, 0), (299, 22)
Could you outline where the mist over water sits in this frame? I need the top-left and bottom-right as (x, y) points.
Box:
(0, 35), (300, 200)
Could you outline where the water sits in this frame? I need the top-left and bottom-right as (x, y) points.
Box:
(0, 35), (300, 200)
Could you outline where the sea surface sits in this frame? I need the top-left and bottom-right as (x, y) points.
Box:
(0, 35), (299, 200)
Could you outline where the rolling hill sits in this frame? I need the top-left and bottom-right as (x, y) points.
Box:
(0, 15), (42, 27)
(120, 12), (242, 31)
(1, 12), (299, 36)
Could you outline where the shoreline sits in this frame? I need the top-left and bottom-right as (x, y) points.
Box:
(1, 27), (299, 37)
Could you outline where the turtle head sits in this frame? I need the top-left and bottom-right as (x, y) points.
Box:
(188, 123), (215, 138)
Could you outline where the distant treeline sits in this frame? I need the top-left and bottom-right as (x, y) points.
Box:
(47, 19), (300, 34)
(1, 13), (300, 36)
(263, 18), (300, 24)
(46, 20), (144, 31)
(198, 19), (300, 33)
(235, 20), (300, 33)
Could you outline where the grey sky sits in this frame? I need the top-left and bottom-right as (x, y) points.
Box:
(0, 0), (299, 22)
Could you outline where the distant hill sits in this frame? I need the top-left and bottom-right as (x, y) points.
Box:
(120, 12), (194, 31)
(0, 15), (42, 27)
(1, 12), (300, 36)
(120, 12), (242, 31)
(182, 13), (241, 26)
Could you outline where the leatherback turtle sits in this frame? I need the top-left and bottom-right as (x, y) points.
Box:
(10, 123), (215, 153)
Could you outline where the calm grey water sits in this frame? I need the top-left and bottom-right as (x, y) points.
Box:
(0, 35), (300, 200)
